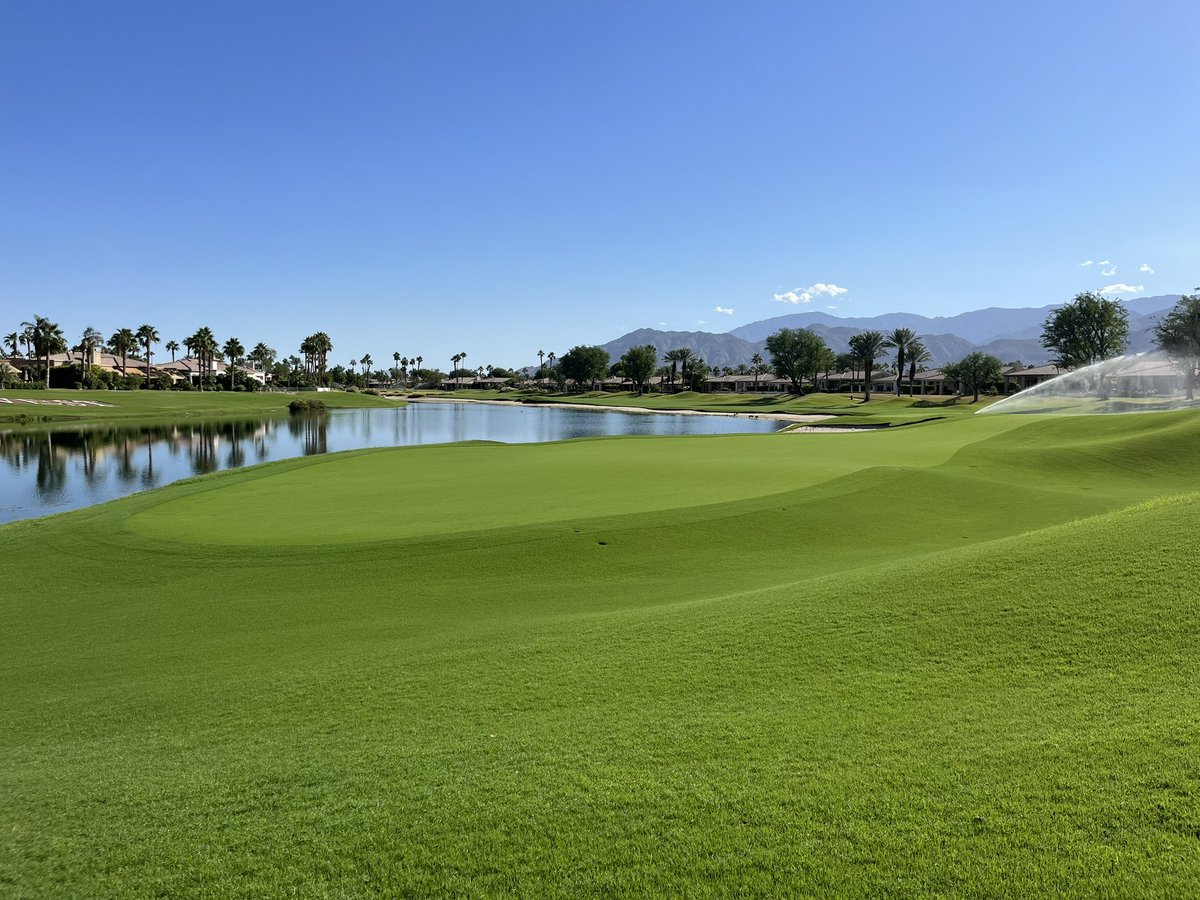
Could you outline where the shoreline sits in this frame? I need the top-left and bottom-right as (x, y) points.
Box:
(406, 394), (851, 426)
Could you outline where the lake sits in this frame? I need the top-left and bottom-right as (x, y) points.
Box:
(0, 401), (782, 524)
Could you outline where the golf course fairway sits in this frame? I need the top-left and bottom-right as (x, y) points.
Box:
(3, 410), (1199, 895)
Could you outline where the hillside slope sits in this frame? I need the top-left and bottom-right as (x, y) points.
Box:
(3, 410), (1199, 894)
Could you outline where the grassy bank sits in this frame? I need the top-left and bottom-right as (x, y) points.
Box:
(3, 411), (1199, 894)
(413, 387), (987, 426)
(0, 387), (403, 426)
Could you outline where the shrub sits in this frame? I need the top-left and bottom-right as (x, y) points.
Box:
(289, 398), (326, 413)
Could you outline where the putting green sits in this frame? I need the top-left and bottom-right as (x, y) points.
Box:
(125, 418), (1028, 545)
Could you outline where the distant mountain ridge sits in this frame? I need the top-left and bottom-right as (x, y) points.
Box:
(597, 295), (1179, 369)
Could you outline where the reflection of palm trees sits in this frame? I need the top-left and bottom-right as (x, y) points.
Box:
(141, 437), (158, 487)
(226, 436), (246, 469)
(116, 437), (138, 484)
(34, 434), (67, 498)
(304, 415), (327, 456)
(190, 425), (220, 475)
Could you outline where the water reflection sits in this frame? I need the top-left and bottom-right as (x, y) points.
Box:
(1, 403), (780, 524)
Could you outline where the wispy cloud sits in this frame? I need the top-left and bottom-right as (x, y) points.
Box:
(696, 319), (707, 326)
(656, 321), (667, 327)
(1139, 263), (1155, 274)
(774, 282), (849, 304)
(1099, 283), (1144, 295)
(1080, 260), (1095, 267)
(1098, 260), (1111, 266)
(826, 305), (838, 310)
(1101, 265), (1117, 277)
(714, 306), (734, 315)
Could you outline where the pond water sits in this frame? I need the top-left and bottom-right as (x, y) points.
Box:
(0, 401), (782, 524)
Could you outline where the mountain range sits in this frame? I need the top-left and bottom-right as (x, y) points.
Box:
(597, 295), (1181, 370)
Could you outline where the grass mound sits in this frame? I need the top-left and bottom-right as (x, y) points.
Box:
(3, 410), (1199, 894)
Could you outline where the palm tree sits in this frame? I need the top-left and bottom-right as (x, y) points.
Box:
(22, 316), (67, 387)
(137, 324), (160, 388)
(223, 337), (245, 390)
(883, 327), (919, 397)
(109, 328), (137, 376)
(415, 355), (423, 377)
(538, 349), (545, 372)
(751, 352), (764, 388)
(392, 351), (401, 385)
(250, 342), (275, 382)
(77, 326), (103, 386)
(906, 341), (932, 396)
(301, 332), (333, 382)
(165, 339), (180, 362)
(189, 327), (219, 391)
(360, 353), (373, 383)
(848, 330), (887, 402)
(663, 349), (683, 387)
(4, 332), (18, 357)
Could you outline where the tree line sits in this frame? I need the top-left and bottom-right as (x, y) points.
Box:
(6, 289), (1198, 399)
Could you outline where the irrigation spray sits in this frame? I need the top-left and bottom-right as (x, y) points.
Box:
(977, 351), (1199, 415)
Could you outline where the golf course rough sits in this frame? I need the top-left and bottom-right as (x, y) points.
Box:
(2, 410), (1199, 895)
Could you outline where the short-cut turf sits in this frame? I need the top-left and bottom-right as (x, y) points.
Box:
(2, 410), (1199, 895)
(0, 387), (402, 426)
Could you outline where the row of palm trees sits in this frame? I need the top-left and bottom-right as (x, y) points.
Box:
(4, 316), (285, 391)
(842, 328), (933, 400)
(7, 316), (935, 400)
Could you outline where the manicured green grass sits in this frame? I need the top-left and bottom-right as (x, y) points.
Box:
(0, 387), (402, 426)
(2, 411), (1199, 894)
(421, 388), (991, 425)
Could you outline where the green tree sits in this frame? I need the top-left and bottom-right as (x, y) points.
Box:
(77, 327), (103, 387)
(109, 327), (137, 376)
(663, 348), (695, 388)
(189, 327), (219, 391)
(559, 345), (610, 390)
(684, 357), (710, 391)
(847, 330), (887, 401)
(619, 344), (658, 394)
(250, 343), (276, 385)
(223, 337), (245, 390)
(136, 324), (159, 388)
(808, 346), (836, 393)
(883, 327), (920, 397)
(749, 352), (765, 388)
(165, 339), (180, 362)
(906, 341), (932, 396)
(764, 327), (829, 393)
(4, 332), (19, 357)
(943, 352), (1003, 402)
(23, 316), (67, 386)
(1041, 291), (1129, 369)
(1153, 290), (1200, 400)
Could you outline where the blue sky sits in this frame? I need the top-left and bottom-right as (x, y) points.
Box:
(2, 0), (1197, 369)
